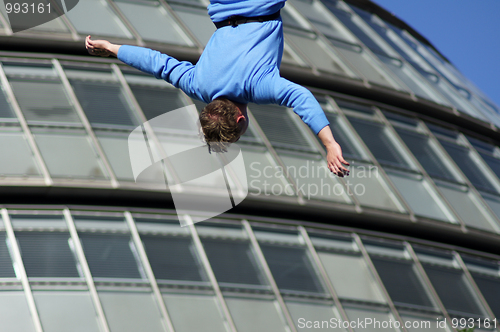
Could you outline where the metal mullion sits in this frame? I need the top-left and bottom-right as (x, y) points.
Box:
(111, 63), (182, 185)
(53, 59), (119, 188)
(430, 126), (500, 231)
(104, 0), (145, 46)
(297, 226), (354, 332)
(352, 234), (409, 332)
(242, 220), (296, 332)
(245, 108), (306, 203)
(453, 252), (498, 328)
(331, 99), (414, 218)
(63, 209), (111, 332)
(156, 0), (204, 51)
(374, 107), (465, 228)
(46, 0), (79, 40)
(124, 211), (175, 332)
(0, 64), (53, 186)
(0, 11), (12, 35)
(185, 215), (237, 332)
(1, 209), (44, 332)
(403, 242), (456, 332)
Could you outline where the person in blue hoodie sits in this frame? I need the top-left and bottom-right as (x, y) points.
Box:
(86, 0), (350, 177)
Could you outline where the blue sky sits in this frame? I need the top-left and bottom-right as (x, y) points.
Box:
(372, 0), (500, 109)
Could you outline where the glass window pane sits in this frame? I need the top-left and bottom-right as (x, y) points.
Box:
(370, 257), (434, 309)
(324, 113), (365, 161)
(95, 132), (135, 181)
(163, 294), (227, 332)
(33, 129), (108, 179)
(75, 216), (143, 279)
(286, 301), (345, 331)
(0, 128), (41, 177)
(278, 153), (351, 203)
(471, 273), (500, 319)
(317, 250), (385, 303)
(0, 292), (37, 332)
(79, 232), (143, 279)
(69, 78), (139, 128)
(225, 297), (287, 332)
(395, 128), (457, 182)
(422, 264), (485, 317)
(0, 232), (15, 278)
(243, 148), (294, 196)
(250, 104), (316, 152)
(286, 31), (352, 76)
(34, 291), (101, 332)
(7, 73), (81, 125)
(436, 184), (498, 232)
(439, 139), (498, 193)
(345, 163), (403, 211)
(348, 117), (410, 169)
(114, 0), (192, 45)
(129, 83), (186, 121)
(387, 172), (453, 221)
(65, 0), (133, 38)
(201, 237), (266, 287)
(0, 85), (16, 119)
(168, 4), (215, 46)
(16, 231), (80, 278)
(99, 292), (166, 332)
(259, 242), (324, 294)
(141, 234), (206, 282)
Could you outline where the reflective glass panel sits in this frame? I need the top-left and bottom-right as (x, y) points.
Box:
(0, 292), (36, 332)
(32, 128), (108, 180)
(114, 0), (192, 45)
(99, 292), (166, 332)
(0, 232), (15, 278)
(286, 301), (345, 331)
(65, 0), (133, 38)
(34, 291), (101, 332)
(168, 3), (215, 46)
(163, 294), (227, 332)
(422, 263), (485, 317)
(0, 127), (41, 177)
(317, 249), (385, 303)
(0, 85), (15, 119)
(370, 257), (434, 309)
(344, 307), (398, 332)
(470, 272), (500, 318)
(259, 241), (324, 294)
(225, 297), (288, 332)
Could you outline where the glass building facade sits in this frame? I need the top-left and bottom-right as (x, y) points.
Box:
(0, 0), (499, 331)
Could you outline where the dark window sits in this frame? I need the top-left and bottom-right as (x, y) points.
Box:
(202, 238), (264, 286)
(423, 264), (484, 316)
(260, 244), (324, 293)
(79, 233), (142, 279)
(130, 85), (186, 120)
(0, 233), (15, 278)
(396, 128), (456, 181)
(348, 117), (410, 169)
(371, 257), (433, 308)
(471, 273), (500, 319)
(142, 234), (205, 282)
(16, 232), (79, 278)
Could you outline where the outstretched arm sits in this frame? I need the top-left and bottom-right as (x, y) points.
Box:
(85, 36), (197, 99)
(85, 35), (121, 57)
(254, 71), (349, 176)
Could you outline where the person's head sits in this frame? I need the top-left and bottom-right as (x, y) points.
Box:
(199, 98), (248, 152)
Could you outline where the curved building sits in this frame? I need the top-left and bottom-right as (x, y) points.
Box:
(0, 0), (499, 331)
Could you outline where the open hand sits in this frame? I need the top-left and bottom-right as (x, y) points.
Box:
(326, 142), (350, 177)
(85, 35), (114, 57)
